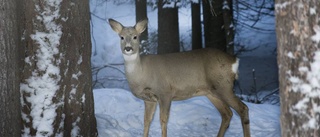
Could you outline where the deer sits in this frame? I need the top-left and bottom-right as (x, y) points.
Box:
(108, 18), (250, 137)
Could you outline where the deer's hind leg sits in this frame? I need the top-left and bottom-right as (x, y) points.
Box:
(214, 81), (251, 137)
(206, 94), (233, 137)
(221, 93), (250, 137)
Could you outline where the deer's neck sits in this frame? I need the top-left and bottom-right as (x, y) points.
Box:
(123, 53), (142, 74)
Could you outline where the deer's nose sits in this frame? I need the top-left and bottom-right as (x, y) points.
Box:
(124, 47), (133, 52)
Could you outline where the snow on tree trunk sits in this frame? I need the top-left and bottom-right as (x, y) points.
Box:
(222, 0), (234, 55)
(0, 0), (22, 136)
(20, 0), (97, 136)
(276, 0), (320, 136)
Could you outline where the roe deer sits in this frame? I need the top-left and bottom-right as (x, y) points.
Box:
(108, 18), (250, 137)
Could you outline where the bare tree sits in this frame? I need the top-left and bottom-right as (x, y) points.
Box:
(0, 0), (22, 136)
(276, 0), (320, 136)
(20, 0), (97, 136)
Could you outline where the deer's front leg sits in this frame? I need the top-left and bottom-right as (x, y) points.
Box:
(159, 98), (172, 137)
(143, 101), (157, 137)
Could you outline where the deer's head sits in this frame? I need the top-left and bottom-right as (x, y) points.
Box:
(109, 19), (148, 56)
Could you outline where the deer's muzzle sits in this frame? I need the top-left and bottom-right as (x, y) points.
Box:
(124, 47), (133, 52)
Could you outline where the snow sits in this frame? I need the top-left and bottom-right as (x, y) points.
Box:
(311, 25), (320, 43)
(275, 2), (292, 10)
(71, 117), (81, 136)
(77, 56), (83, 64)
(310, 7), (316, 15)
(20, 0), (63, 136)
(94, 88), (280, 137)
(223, 0), (230, 10)
(288, 51), (320, 130)
(287, 52), (295, 59)
(191, 0), (199, 4)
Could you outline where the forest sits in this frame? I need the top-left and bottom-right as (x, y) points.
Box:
(0, 0), (319, 137)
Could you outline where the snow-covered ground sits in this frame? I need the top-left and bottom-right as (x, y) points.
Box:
(94, 88), (280, 137)
(90, 0), (280, 137)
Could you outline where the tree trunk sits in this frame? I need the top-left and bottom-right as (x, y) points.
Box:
(191, 1), (203, 50)
(222, 0), (234, 54)
(157, 0), (180, 54)
(20, 0), (97, 136)
(276, 0), (320, 136)
(59, 1), (98, 136)
(0, 0), (22, 136)
(136, 0), (149, 54)
(202, 0), (226, 51)
(136, 0), (148, 43)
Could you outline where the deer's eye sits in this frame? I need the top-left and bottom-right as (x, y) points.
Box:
(133, 36), (137, 40)
(120, 36), (124, 40)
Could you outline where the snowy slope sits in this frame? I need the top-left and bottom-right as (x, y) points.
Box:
(94, 88), (280, 137)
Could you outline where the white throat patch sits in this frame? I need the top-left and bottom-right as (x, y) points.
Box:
(123, 53), (138, 61)
(123, 53), (139, 73)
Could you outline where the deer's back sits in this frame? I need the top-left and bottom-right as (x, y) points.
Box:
(136, 48), (237, 100)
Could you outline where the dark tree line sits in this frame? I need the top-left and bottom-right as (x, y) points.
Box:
(134, 0), (274, 55)
(135, 0), (236, 54)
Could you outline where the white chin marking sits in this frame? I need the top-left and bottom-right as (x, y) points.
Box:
(123, 53), (138, 61)
(124, 49), (133, 54)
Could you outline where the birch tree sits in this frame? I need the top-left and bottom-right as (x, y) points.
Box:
(276, 0), (320, 136)
(20, 0), (97, 136)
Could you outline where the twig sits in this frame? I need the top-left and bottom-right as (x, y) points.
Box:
(261, 88), (279, 101)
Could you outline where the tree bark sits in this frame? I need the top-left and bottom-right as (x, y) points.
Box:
(136, 0), (149, 54)
(59, 1), (98, 136)
(222, 0), (234, 54)
(136, 0), (148, 43)
(0, 0), (22, 136)
(157, 0), (180, 54)
(202, 0), (226, 51)
(276, 0), (320, 136)
(191, 1), (203, 50)
(20, 0), (97, 136)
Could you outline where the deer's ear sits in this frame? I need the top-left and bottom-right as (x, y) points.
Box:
(109, 19), (123, 34)
(135, 19), (148, 34)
